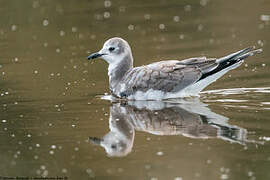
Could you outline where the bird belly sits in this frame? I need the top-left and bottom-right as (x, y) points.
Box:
(126, 89), (166, 100)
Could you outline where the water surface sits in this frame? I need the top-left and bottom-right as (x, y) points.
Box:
(0, 0), (270, 179)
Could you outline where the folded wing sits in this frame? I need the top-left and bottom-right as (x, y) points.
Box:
(120, 57), (218, 96)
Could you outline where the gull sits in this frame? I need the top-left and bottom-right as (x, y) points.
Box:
(87, 37), (262, 100)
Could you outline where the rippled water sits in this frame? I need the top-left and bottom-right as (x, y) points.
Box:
(0, 0), (270, 180)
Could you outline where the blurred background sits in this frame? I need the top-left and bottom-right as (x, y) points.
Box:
(0, 0), (269, 179)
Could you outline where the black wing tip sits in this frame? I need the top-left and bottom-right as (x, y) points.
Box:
(240, 47), (263, 57)
(197, 46), (262, 82)
(252, 48), (263, 54)
(244, 46), (263, 53)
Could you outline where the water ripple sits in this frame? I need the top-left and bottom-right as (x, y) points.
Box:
(202, 87), (270, 95)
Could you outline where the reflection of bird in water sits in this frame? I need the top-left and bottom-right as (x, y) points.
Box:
(90, 99), (248, 157)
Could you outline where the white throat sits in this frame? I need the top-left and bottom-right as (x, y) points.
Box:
(106, 51), (132, 76)
(100, 48), (134, 95)
(108, 61), (121, 76)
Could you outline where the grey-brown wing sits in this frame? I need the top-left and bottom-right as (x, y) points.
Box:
(177, 57), (219, 74)
(122, 58), (218, 95)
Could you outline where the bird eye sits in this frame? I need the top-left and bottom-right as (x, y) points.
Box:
(109, 47), (115, 52)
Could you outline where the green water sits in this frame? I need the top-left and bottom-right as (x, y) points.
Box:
(0, 0), (270, 179)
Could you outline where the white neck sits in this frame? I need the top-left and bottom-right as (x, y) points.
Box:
(107, 53), (134, 91)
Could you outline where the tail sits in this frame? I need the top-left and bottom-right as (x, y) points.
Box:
(199, 47), (262, 81)
(184, 47), (262, 95)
